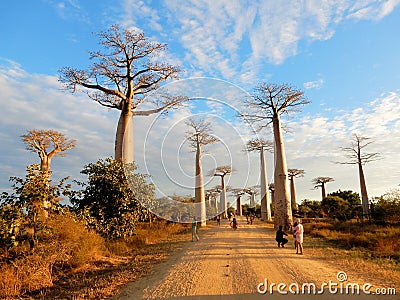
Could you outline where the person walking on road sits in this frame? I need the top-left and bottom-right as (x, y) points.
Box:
(294, 219), (304, 254)
(191, 217), (200, 242)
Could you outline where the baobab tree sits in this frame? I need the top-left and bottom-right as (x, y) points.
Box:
(229, 188), (245, 216)
(269, 183), (275, 213)
(242, 83), (310, 230)
(21, 129), (76, 172)
(288, 169), (305, 211)
(59, 25), (185, 163)
(205, 187), (221, 213)
(246, 139), (273, 221)
(337, 134), (381, 218)
(186, 118), (219, 226)
(209, 165), (233, 218)
(312, 177), (334, 200)
(243, 186), (259, 208)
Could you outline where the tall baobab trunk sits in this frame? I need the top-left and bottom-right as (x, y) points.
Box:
(260, 147), (272, 221)
(219, 178), (227, 218)
(321, 183), (326, 200)
(236, 196), (242, 216)
(195, 144), (206, 226)
(273, 114), (292, 230)
(289, 177), (297, 210)
(115, 106), (134, 163)
(358, 161), (369, 218)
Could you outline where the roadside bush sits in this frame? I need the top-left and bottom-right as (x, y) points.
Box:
(0, 213), (106, 297)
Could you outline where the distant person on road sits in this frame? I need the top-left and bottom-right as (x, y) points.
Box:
(191, 217), (200, 242)
(216, 215), (221, 226)
(275, 225), (288, 247)
(294, 219), (304, 254)
(230, 217), (238, 230)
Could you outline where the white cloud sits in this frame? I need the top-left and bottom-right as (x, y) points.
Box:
(304, 79), (324, 89)
(0, 62), (116, 191)
(285, 92), (400, 200)
(119, 0), (399, 83)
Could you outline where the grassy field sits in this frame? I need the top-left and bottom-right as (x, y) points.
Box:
(0, 217), (191, 299)
(303, 219), (400, 288)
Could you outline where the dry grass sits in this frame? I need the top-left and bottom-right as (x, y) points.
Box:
(0, 215), (191, 299)
(304, 220), (400, 260)
(303, 220), (400, 288)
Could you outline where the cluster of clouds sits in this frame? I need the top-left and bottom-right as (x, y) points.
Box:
(121, 0), (400, 83)
(1, 61), (399, 203)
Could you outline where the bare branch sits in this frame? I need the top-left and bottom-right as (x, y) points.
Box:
(245, 139), (273, 152)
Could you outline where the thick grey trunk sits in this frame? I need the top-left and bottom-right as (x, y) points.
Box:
(250, 193), (256, 208)
(358, 161), (369, 218)
(219, 177), (227, 218)
(115, 109), (134, 163)
(273, 115), (292, 231)
(195, 145), (206, 226)
(260, 147), (271, 221)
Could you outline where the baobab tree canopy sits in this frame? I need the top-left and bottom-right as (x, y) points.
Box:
(21, 129), (76, 171)
(59, 24), (184, 162)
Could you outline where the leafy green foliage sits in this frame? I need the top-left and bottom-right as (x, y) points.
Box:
(298, 199), (322, 217)
(370, 189), (400, 224)
(71, 158), (155, 239)
(321, 196), (350, 220)
(0, 164), (70, 248)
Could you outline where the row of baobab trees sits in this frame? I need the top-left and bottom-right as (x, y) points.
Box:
(56, 25), (379, 230)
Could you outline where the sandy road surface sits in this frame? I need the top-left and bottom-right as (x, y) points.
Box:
(113, 217), (397, 300)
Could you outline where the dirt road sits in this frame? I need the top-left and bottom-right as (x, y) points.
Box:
(113, 217), (397, 300)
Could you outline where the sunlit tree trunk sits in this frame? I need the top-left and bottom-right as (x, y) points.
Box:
(116, 106), (134, 163)
(321, 183), (326, 200)
(358, 160), (369, 218)
(260, 147), (272, 221)
(236, 196), (242, 216)
(195, 144), (206, 226)
(273, 114), (292, 231)
(289, 177), (297, 210)
(219, 177), (227, 218)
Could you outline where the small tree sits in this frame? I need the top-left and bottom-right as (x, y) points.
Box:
(209, 165), (233, 219)
(312, 177), (334, 200)
(246, 139), (273, 221)
(337, 134), (381, 218)
(59, 25), (185, 163)
(370, 189), (400, 224)
(21, 129), (76, 172)
(321, 196), (350, 220)
(287, 168), (305, 211)
(71, 158), (153, 239)
(1, 164), (70, 249)
(329, 190), (361, 219)
(241, 82), (310, 230)
(186, 118), (219, 226)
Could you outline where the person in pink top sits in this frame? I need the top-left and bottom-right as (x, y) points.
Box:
(294, 219), (304, 255)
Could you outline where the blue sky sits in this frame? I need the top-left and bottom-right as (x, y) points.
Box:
(1, 0), (400, 206)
